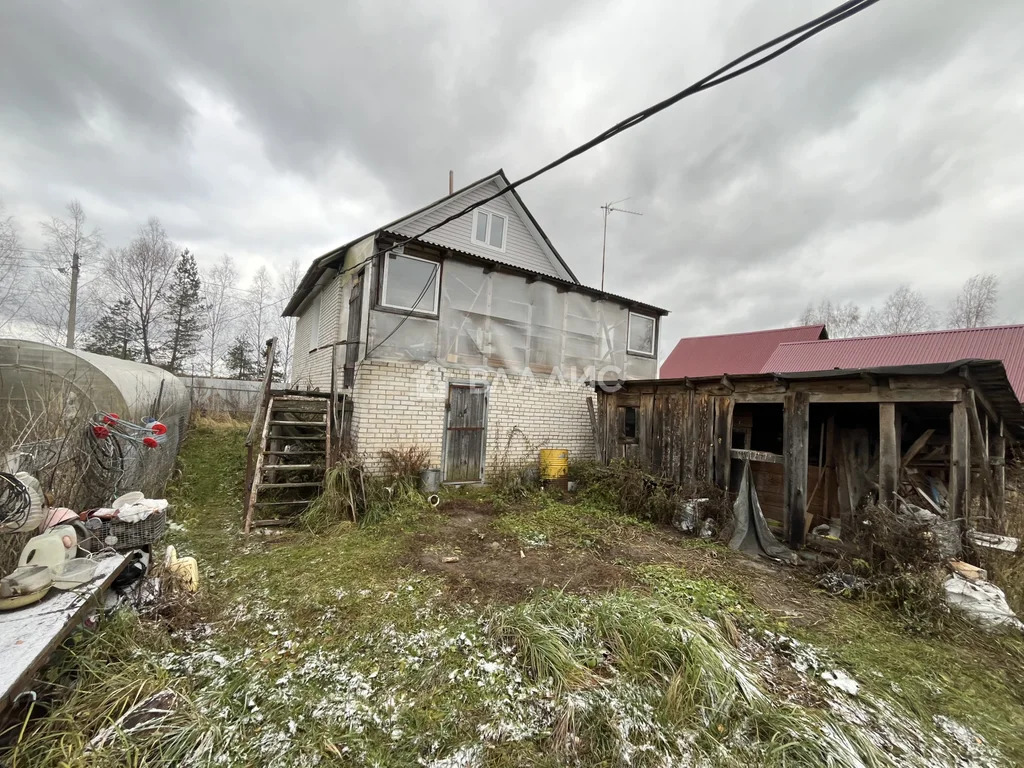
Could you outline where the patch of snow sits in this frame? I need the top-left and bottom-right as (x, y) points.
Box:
(821, 669), (860, 696)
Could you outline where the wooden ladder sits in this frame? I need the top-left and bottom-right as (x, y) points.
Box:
(244, 395), (329, 532)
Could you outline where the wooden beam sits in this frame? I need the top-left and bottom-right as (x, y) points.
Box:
(993, 434), (1007, 526)
(720, 375), (735, 393)
(806, 388), (963, 404)
(713, 397), (734, 489)
(878, 403), (898, 510)
(783, 391), (810, 548)
(900, 429), (935, 468)
(731, 392), (786, 404)
(964, 390), (997, 513)
(949, 401), (969, 522)
(824, 416), (836, 524)
(730, 448), (783, 465)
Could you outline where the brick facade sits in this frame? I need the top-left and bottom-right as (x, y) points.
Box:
(349, 359), (596, 478)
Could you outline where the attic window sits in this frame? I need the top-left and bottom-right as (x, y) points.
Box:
(627, 312), (657, 357)
(471, 209), (507, 252)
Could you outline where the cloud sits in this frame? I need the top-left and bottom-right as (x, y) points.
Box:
(1, 0), (1022, 349)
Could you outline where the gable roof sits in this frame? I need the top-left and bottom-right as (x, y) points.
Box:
(659, 324), (827, 379)
(761, 324), (1024, 402)
(284, 170), (579, 316)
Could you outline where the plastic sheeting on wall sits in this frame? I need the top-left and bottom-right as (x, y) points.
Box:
(0, 339), (189, 507)
(367, 260), (657, 381)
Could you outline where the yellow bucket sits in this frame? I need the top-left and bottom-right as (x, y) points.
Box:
(539, 449), (569, 480)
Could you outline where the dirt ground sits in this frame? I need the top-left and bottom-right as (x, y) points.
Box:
(404, 499), (838, 626)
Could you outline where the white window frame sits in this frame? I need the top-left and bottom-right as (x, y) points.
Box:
(626, 311), (657, 357)
(308, 292), (322, 351)
(380, 251), (441, 315)
(470, 209), (508, 253)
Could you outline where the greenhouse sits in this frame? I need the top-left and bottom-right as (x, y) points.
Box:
(0, 339), (188, 510)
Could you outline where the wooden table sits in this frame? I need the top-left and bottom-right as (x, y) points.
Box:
(0, 554), (129, 714)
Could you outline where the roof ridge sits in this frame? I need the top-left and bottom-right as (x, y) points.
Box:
(670, 324), (824, 343)
(775, 323), (1024, 348)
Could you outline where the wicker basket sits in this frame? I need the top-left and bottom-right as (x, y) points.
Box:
(99, 508), (167, 550)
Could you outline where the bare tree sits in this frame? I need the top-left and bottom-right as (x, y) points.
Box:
(861, 284), (934, 336)
(0, 203), (26, 333)
(31, 200), (103, 347)
(275, 258), (301, 381)
(201, 255), (239, 376)
(948, 273), (999, 329)
(243, 266), (275, 372)
(799, 299), (862, 338)
(102, 218), (178, 364)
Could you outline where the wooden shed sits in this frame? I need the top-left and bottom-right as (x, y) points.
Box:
(596, 360), (1023, 548)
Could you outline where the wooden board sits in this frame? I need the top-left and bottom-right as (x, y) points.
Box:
(0, 554), (128, 714)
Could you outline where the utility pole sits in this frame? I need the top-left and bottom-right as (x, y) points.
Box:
(600, 198), (642, 291)
(65, 250), (80, 348)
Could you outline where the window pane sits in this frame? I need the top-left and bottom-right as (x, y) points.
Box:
(384, 254), (438, 312)
(628, 314), (655, 354)
(475, 212), (489, 243)
(488, 214), (506, 248)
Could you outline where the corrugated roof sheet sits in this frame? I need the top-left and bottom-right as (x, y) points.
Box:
(761, 325), (1024, 401)
(659, 325), (826, 379)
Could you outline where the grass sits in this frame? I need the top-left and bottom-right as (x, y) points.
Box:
(3, 424), (1023, 767)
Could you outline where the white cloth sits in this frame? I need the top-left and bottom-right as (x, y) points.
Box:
(116, 498), (168, 523)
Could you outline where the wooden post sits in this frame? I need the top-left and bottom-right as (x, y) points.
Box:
(993, 428), (1006, 529)
(949, 401), (969, 522)
(823, 415), (836, 523)
(713, 396), (734, 491)
(878, 403), (898, 510)
(783, 391), (810, 548)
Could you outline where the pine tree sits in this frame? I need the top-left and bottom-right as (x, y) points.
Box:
(224, 335), (256, 379)
(83, 298), (143, 360)
(161, 249), (207, 373)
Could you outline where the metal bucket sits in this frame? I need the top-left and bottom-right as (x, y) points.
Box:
(420, 468), (441, 494)
(539, 449), (569, 481)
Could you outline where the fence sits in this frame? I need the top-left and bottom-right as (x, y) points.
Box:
(179, 375), (262, 416)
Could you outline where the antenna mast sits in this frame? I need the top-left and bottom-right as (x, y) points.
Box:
(600, 198), (642, 291)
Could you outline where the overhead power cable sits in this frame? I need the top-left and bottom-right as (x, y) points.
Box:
(348, 0), (881, 357)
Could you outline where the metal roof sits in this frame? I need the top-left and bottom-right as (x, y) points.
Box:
(761, 325), (1024, 402)
(659, 324), (826, 379)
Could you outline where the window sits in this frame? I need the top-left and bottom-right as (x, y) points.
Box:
(308, 293), (321, 350)
(619, 405), (638, 442)
(380, 252), (440, 314)
(471, 209), (507, 251)
(627, 312), (656, 356)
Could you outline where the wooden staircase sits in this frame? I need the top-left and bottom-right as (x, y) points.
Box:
(244, 394), (331, 532)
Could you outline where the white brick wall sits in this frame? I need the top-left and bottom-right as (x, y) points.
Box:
(349, 359), (596, 478)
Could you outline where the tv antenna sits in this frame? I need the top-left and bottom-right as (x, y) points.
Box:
(600, 198), (642, 291)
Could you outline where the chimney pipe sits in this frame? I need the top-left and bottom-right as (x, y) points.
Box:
(449, 170), (454, 195)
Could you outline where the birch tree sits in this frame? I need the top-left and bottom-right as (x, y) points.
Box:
(275, 258), (301, 381)
(102, 218), (178, 365)
(201, 255), (239, 376)
(948, 274), (998, 329)
(31, 200), (103, 346)
(244, 265), (276, 376)
(0, 203), (25, 333)
(861, 284), (934, 335)
(799, 299), (862, 338)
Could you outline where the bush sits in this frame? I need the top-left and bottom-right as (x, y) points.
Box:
(380, 445), (430, 482)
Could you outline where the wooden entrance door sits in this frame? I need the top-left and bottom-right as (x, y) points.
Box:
(444, 383), (487, 482)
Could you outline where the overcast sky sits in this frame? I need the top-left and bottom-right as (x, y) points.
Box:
(2, 0), (1022, 350)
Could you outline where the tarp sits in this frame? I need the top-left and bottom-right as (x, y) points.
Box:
(728, 460), (798, 563)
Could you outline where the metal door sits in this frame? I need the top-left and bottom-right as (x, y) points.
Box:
(443, 383), (487, 482)
(343, 270), (363, 388)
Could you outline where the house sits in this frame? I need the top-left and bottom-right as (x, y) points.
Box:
(283, 170), (668, 481)
(659, 324), (827, 378)
(598, 361), (1022, 548)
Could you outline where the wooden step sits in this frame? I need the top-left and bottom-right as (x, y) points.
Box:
(258, 482), (322, 490)
(260, 463), (322, 471)
(252, 519), (298, 527)
(270, 420), (326, 427)
(274, 435), (327, 441)
(262, 450), (324, 456)
(272, 405), (328, 413)
(253, 499), (312, 506)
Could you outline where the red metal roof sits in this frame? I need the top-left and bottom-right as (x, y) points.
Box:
(659, 325), (827, 379)
(761, 325), (1024, 401)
